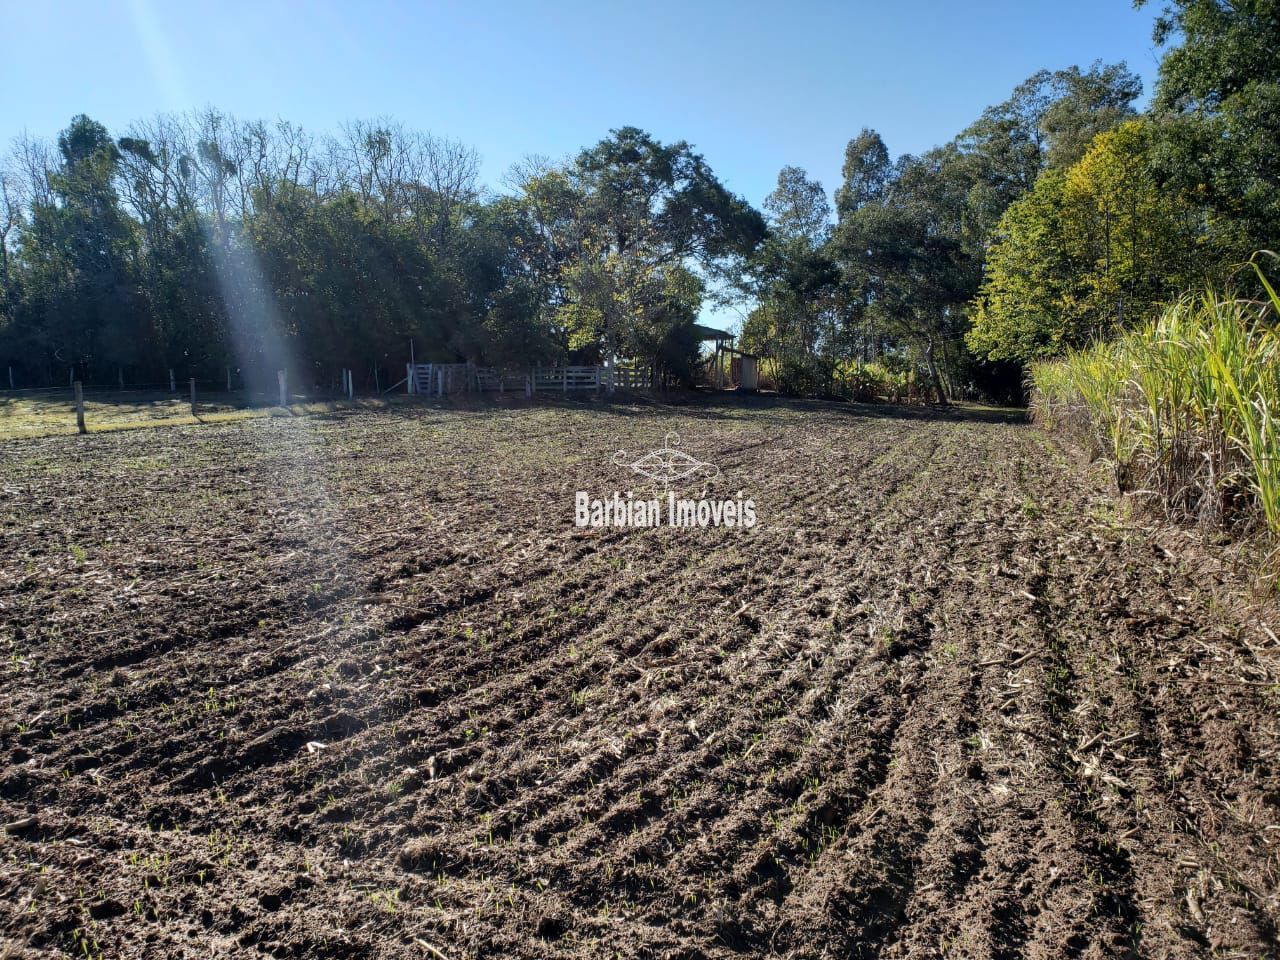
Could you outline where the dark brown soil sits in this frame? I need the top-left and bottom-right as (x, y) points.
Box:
(0, 398), (1276, 958)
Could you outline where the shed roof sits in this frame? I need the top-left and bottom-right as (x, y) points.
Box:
(691, 324), (734, 342)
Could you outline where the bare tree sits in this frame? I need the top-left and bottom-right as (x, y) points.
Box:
(336, 119), (479, 244)
(12, 134), (54, 211)
(0, 152), (30, 282)
(185, 109), (240, 239)
(117, 115), (197, 248)
(416, 131), (480, 245)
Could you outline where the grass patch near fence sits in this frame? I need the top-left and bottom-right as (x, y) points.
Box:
(0, 390), (397, 440)
(1030, 281), (1279, 572)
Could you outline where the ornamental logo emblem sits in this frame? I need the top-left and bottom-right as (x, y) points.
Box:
(613, 432), (720, 485)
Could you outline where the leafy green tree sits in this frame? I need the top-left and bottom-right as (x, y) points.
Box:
(966, 170), (1078, 362)
(820, 65), (1141, 399)
(969, 121), (1207, 362)
(1039, 63), (1145, 170)
(1062, 121), (1205, 325)
(835, 129), (891, 221)
(950, 62), (1142, 250)
(0, 162), (24, 361)
(829, 131), (893, 366)
(1140, 0), (1280, 254)
(832, 137), (979, 402)
(524, 127), (765, 380)
(766, 165), (831, 245)
(116, 129), (226, 378)
(741, 166), (838, 389)
(14, 116), (148, 379)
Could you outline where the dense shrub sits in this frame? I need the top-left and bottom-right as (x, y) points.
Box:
(1031, 279), (1280, 552)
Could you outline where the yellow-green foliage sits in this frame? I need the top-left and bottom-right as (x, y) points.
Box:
(834, 360), (912, 402)
(969, 120), (1209, 365)
(1031, 285), (1280, 546)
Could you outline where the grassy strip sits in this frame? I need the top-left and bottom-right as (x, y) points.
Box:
(0, 393), (403, 440)
(1030, 280), (1279, 561)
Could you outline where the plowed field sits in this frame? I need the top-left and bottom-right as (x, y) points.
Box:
(1, 399), (1276, 958)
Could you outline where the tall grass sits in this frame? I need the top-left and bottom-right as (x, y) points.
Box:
(1030, 281), (1280, 561)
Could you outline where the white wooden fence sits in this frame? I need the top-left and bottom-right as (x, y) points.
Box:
(532, 365), (601, 393)
(610, 365), (653, 390)
(405, 361), (659, 397)
(407, 363), (470, 396)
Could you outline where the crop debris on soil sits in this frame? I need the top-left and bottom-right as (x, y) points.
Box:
(1, 399), (1277, 958)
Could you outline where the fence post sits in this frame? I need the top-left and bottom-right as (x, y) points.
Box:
(562, 366), (567, 394)
(169, 369), (176, 393)
(406, 363), (414, 395)
(525, 373), (532, 398)
(226, 366), (232, 392)
(74, 381), (86, 434)
(437, 369), (443, 396)
(118, 367), (124, 391)
(190, 378), (197, 417)
(7, 367), (12, 390)
(278, 369), (287, 408)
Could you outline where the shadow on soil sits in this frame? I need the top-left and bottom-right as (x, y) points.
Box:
(0, 387), (1028, 440)
(388, 390), (1029, 427)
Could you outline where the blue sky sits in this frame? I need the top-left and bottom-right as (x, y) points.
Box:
(3, 0), (1164, 206)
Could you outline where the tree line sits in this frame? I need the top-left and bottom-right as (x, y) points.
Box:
(0, 116), (763, 393)
(0, 0), (1275, 401)
(742, 0), (1279, 402)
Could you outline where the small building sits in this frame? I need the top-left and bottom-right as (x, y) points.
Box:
(693, 325), (759, 391)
